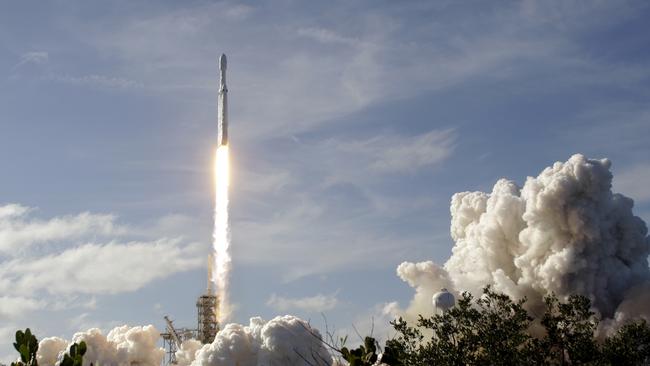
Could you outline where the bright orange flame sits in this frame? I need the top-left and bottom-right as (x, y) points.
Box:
(213, 145), (231, 322)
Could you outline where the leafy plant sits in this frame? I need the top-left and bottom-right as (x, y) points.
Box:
(340, 336), (378, 366)
(60, 342), (87, 366)
(340, 336), (404, 366)
(9, 329), (88, 366)
(11, 329), (38, 366)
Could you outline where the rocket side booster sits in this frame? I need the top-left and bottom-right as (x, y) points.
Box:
(218, 53), (228, 147)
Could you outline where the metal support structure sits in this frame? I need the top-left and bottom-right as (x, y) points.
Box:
(161, 316), (197, 366)
(161, 332), (178, 366)
(160, 256), (221, 365)
(196, 293), (219, 344)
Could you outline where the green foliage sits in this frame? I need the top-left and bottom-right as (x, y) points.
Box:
(340, 336), (404, 366)
(535, 294), (600, 365)
(9, 329), (88, 366)
(384, 287), (650, 366)
(340, 337), (378, 366)
(11, 329), (38, 366)
(60, 342), (87, 366)
(602, 320), (650, 365)
(388, 287), (535, 365)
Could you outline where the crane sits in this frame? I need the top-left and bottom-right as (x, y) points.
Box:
(161, 316), (193, 365)
(164, 316), (183, 348)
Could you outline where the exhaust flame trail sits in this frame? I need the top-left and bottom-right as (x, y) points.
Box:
(213, 144), (231, 322)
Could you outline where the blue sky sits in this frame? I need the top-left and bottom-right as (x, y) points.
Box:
(1, 0), (650, 361)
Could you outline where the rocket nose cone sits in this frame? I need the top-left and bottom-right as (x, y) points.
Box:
(219, 54), (227, 70)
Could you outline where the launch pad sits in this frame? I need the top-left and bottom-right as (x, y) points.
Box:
(161, 256), (221, 365)
(161, 291), (221, 365)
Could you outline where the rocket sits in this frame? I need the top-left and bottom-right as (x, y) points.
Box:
(218, 53), (228, 147)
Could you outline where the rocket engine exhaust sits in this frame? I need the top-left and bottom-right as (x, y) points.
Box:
(213, 54), (231, 322)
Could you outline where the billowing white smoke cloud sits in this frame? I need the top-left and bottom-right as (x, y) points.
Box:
(37, 337), (68, 366)
(36, 325), (165, 366)
(398, 154), (650, 326)
(36, 316), (332, 366)
(179, 315), (333, 366)
(395, 261), (453, 321)
(176, 339), (203, 366)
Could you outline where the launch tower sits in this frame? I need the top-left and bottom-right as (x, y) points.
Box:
(197, 254), (220, 344)
(161, 257), (220, 365)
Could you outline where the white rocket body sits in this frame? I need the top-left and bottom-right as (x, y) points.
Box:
(218, 54), (228, 146)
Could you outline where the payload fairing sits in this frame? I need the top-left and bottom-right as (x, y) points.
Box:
(218, 53), (228, 146)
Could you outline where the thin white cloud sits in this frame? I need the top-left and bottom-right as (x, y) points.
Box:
(47, 74), (143, 89)
(223, 4), (255, 19)
(14, 51), (49, 69)
(0, 296), (46, 319)
(0, 239), (203, 295)
(129, 213), (208, 242)
(0, 203), (124, 254)
(68, 1), (590, 141)
(0, 203), (206, 321)
(0, 203), (31, 219)
(296, 27), (358, 45)
(266, 293), (339, 312)
(337, 129), (456, 174)
(49, 296), (98, 312)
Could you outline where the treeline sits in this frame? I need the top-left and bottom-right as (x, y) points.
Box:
(339, 287), (650, 366)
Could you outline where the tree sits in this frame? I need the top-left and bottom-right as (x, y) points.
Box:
(602, 320), (650, 365)
(388, 287), (533, 365)
(534, 294), (600, 365)
(384, 287), (650, 366)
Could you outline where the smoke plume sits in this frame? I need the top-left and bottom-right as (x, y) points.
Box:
(397, 154), (650, 328)
(213, 145), (232, 321)
(37, 325), (164, 366)
(36, 316), (332, 366)
(181, 315), (332, 366)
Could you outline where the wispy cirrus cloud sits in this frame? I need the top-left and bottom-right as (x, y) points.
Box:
(296, 27), (358, 46)
(266, 292), (339, 312)
(336, 129), (456, 174)
(47, 74), (144, 89)
(14, 51), (49, 69)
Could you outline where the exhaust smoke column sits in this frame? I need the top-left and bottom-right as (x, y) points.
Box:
(213, 53), (231, 322)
